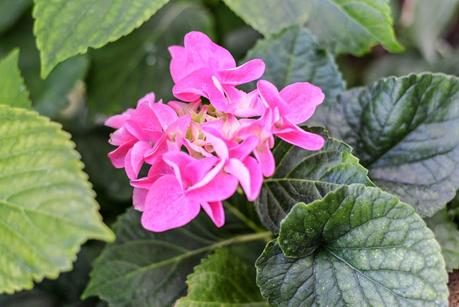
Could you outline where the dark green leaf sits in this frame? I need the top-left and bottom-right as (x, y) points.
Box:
(0, 0), (31, 34)
(83, 209), (270, 306)
(257, 184), (448, 306)
(426, 209), (459, 272)
(0, 105), (114, 293)
(33, 0), (170, 77)
(176, 248), (267, 306)
(256, 132), (372, 233)
(245, 27), (345, 108)
(308, 0), (403, 55)
(86, 1), (213, 115)
(222, 0), (310, 36)
(0, 49), (30, 108)
(327, 73), (459, 217)
(0, 17), (89, 117)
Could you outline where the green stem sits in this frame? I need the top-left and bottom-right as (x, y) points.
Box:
(226, 202), (267, 233)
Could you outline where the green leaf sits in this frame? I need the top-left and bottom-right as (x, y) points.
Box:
(308, 0), (403, 55)
(33, 0), (170, 78)
(0, 105), (113, 293)
(425, 209), (459, 272)
(404, 0), (459, 61)
(256, 132), (372, 233)
(175, 248), (267, 306)
(0, 17), (89, 117)
(245, 27), (345, 108)
(83, 208), (270, 306)
(86, 1), (213, 115)
(0, 49), (30, 109)
(0, 0), (31, 34)
(327, 73), (459, 217)
(222, 0), (311, 36)
(257, 184), (448, 306)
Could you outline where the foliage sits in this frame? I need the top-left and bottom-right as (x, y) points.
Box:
(0, 0), (459, 306)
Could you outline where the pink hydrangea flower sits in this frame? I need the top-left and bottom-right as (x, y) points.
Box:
(106, 31), (325, 232)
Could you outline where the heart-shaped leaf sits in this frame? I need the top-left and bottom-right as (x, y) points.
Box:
(256, 184), (448, 306)
(0, 105), (113, 293)
(327, 73), (459, 217)
(256, 133), (372, 233)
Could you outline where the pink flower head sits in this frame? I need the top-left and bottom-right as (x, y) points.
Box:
(106, 31), (326, 232)
(169, 31), (265, 114)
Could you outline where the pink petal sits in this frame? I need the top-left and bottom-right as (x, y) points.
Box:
(254, 141), (275, 177)
(216, 59), (265, 85)
(188, 170), (238, 202)
(243, 156), (263, 200)
(150, 103), (178, 130)
(202, 129), (229, 159)
(257, 80), (289, 113)
(184, 31), (235, 71)
(168, 45), (188, 83)
(172, 68), (211, 102)
(108, 141), (135, 168)
(124, 141), (151, 179)
(142, 175), (201, 232)
(201, 201), (225, 228)
(163, 151), (196, 189)
(224, 87), (265, 117)
(279, 82), (325, 124)
(132, 187), (148, 211)
(143, 134), (168, 165)
(105, 112), (131, 129)
(274, 121), (325, 151)
(109, 127), (135, 146)
(229, 136), (258, 160)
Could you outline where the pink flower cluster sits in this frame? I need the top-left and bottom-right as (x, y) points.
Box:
(106, 32), (325, 232)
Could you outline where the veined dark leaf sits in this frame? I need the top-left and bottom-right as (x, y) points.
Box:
(83, 209), (270, 306)
(327, 73), (459, 217)
(245, 27), (345, 109)
(256, 132), (372, 233)
(256, 184), (448, 306)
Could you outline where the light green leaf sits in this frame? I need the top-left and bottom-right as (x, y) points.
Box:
(257, 184), (448, 306)
(404, 0), (459, 61)
(0, 49), (30, 109)
(0, 17), (89, 117)
(0, 0), (31, 34)
(0, 105), (113, 293)
(245, 27), (345, 108)
(327, 73), (459, 217)
(33, 0), (170, 78)
(87, 1), (213, 115)
(222, 0), (311, 36)
(308, 0), (403, 55)
(83, 209), (270, 306)
(256, 131), (372, 233)
(176, 248), (267, 307)
(426, 209), (459, 272)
